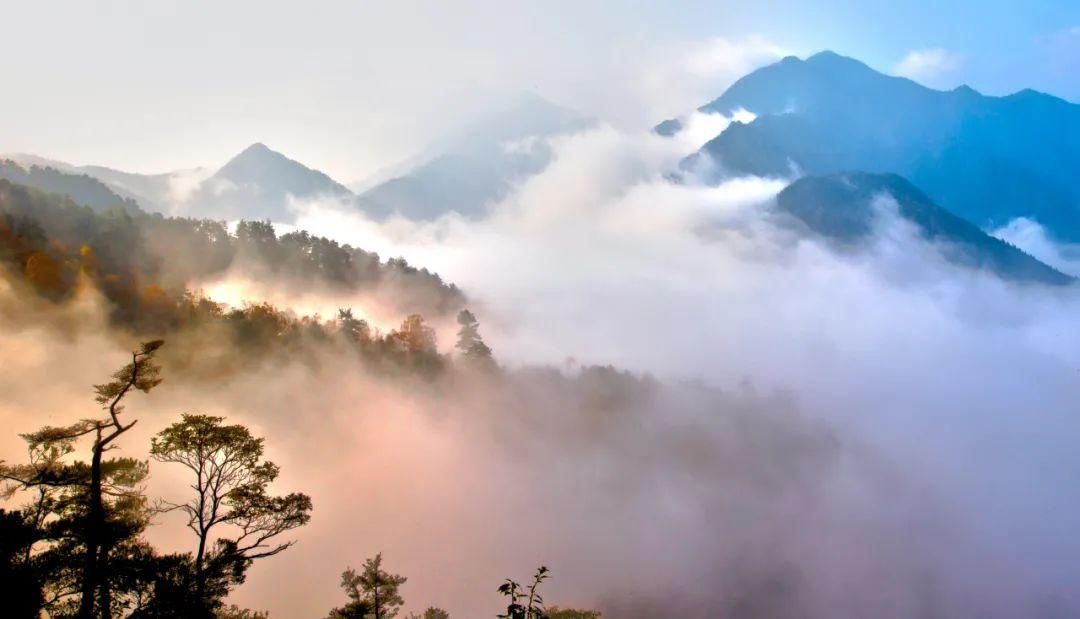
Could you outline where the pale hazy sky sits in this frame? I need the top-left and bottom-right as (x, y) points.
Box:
(1, 0), (1077, 181)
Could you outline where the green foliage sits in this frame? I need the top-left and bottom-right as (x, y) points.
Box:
(456, 309), (494, 366)
(93, 340), (165, 408)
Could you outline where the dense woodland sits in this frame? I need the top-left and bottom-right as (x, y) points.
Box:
(0, 178), (476, 377)
(0, 177), (606, 616)
(0, 160), (143, 216)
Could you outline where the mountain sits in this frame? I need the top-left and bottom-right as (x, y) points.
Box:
(774, 173), (1071, 285)
(3, 153), (212, 214)
(0, 159), (141, 214)
(677, 51), (1080, 240)
(354, 95), (590, 220)
(75, 164), (208, 214)
(189, 143), (354, 221)
(7, 145), (345, 221)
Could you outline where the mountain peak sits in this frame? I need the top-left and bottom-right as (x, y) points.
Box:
(243, 141), (272, 153)
(805, 50), (842, 61)
(681, 50), (1080, 242)
(201, 142), (352, 221)
(230, 142), (282, 162)
(803, 50), (876, 73)
(218, 142), (314, 176)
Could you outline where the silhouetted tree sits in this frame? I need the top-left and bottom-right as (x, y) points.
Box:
(546, 609), (601, 619)
(151, 414), (312, 612)
(0, 342), (163, 618)
(77, 340), (164, 619)
(215, 604), (270, 619)
(497, 566), (550, 619)
(0, 508), (43, 618)
(407, 608), (450, 619)
(328, 553), (407, 619)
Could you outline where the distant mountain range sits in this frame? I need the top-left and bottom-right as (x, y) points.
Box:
(4, 96), (588, 224)
(354, 95), (590, 220)
(5, 144), (357, 223)
(774, 173), (1071, 285)
(5, 61), (1076, 287)
(4, 145), (353, 222)
(672, 51), (1080, 241)
(0, 159), (142, 215)
(2, 153), (206, 214)
(658, 50), (1080, 283)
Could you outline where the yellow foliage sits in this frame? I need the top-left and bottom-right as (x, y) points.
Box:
(142, 284), (167, 303)
(79, 244), (98, 276)
(24, 251), (66, 295)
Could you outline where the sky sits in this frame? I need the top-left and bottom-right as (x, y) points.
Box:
(4, 3), (1080, 615)
(0, 0), (1077, 181)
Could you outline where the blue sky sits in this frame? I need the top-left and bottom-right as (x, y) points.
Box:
(0, 0), (1076, 178)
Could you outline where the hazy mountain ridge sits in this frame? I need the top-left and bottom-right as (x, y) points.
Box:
(774, 173), (1073, 285)
(0, 159), (142, 215)
(354, 95), (592, 220)
(3, 153), (208, 213)
(675, 51), (1080, 241)
(6, 143), (353, 222)
(8, 96), (590, 224)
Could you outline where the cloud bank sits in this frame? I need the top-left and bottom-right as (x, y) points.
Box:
(281, 119), (1080, 615)
(5, 114), (1080, 618)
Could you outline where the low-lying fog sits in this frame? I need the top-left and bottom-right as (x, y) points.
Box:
(4, 114), (1080, 618)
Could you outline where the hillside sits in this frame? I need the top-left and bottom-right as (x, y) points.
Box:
(0, 159), (142, 215)
(355, 95), (590, 220)
(774, 173), (1072, 285)
(0, 177), (463, 327)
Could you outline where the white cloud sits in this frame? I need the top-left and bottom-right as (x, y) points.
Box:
(280, 125), (1080, 617)
(892, 47), (965, 84)
(992, 217), (1080, 276)
(636, 36), (790, 124)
